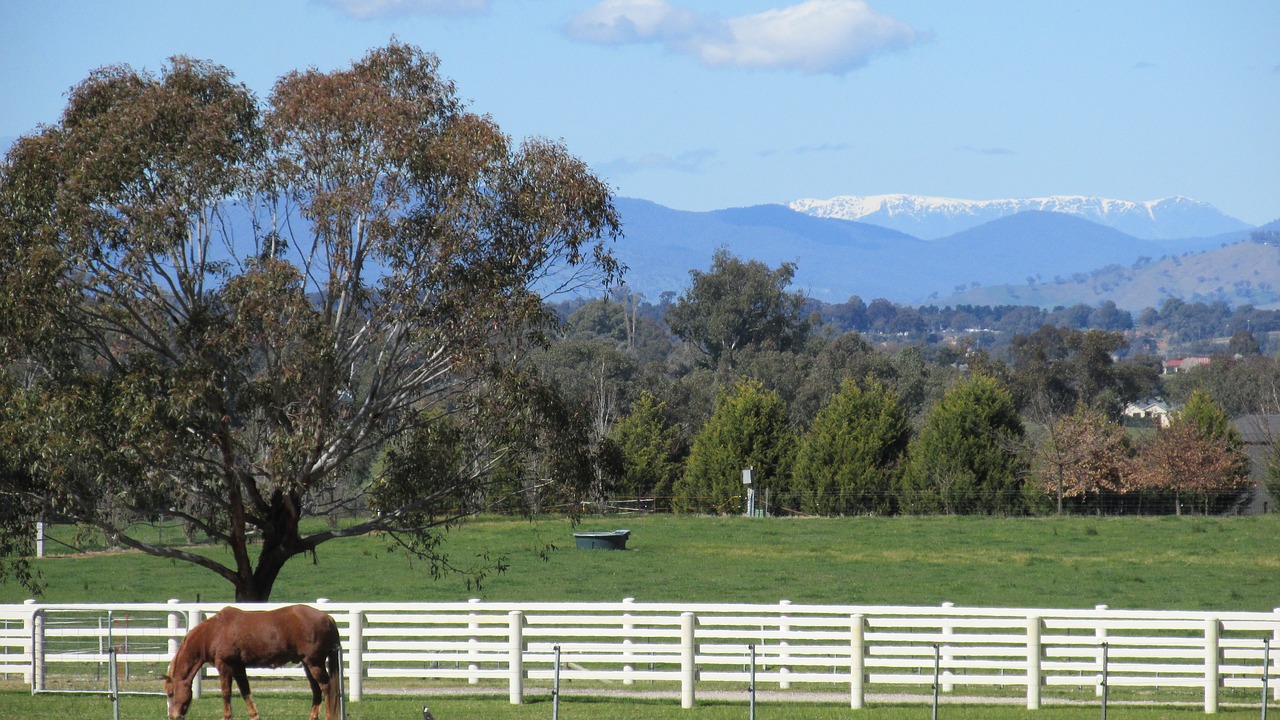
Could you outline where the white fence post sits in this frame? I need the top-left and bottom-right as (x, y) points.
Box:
(1095, 604), (1108, 696)
(1205, 617), (1220, 713)
(1026, 615), (1042, 710)
(622, 597), (635, 686)
(188, 608), (203, 699)
(778, 599), (791, 689)
(25, 600), (41, 690)
(468, 598), (481, 685)
(1273, 607), (1280, 701)
(166, 599), (183, 658)
(850, 613), (866, 709)
(347, 608), (364, 702)
(508, 610), (525, 705)
(680, 611), (697, 709)
(941, 601), (955, 692)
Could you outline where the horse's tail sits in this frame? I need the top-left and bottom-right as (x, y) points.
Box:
(326, 639), (343, 720)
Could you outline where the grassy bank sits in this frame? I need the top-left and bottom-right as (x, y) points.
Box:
(4, 514), (1277, 611)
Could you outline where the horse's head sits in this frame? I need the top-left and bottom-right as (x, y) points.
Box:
(162, 673), (192, 720)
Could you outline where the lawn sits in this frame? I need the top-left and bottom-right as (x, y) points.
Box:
(1, 691), (1272, 720)
(4, 514), (1277, 611)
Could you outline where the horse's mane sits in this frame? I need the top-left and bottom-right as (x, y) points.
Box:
(167, 610), (220, 678)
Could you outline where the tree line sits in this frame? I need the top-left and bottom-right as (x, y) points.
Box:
(543, 250), (1269, 518)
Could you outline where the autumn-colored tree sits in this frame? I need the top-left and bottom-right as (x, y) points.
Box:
(674, 378), (794, 514)
(0, 44), (620, 601)
(1033, 405), (1129, 514)
(791, 377), (909, 515)
(1127, 390), (1250, 515)
(1127, 420), (1251, 515)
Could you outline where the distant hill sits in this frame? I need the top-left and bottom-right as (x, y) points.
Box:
(788, 193), (1251, 241)
(609, 199), (1259, 305)
(611, 198), (933, 302)
(926, 211), (1164, 293)
(935, 235), (1280, 310)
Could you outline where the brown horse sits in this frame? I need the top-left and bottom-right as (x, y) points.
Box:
(162, 604), (342, 720)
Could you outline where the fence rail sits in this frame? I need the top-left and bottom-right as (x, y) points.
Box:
(3, 599), (1278, 712)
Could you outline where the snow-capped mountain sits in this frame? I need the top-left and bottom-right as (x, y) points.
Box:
(788, 194), (1250, 241)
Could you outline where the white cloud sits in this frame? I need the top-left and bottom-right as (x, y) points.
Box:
(566, 0), (921, 75)
(316, 0), (489, 20)
(565, 0), (702, 45)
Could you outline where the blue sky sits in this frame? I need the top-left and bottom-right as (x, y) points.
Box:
(3, 0), (1277, 224)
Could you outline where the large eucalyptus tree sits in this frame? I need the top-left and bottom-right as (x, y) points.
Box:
(0, 43), (620, 601)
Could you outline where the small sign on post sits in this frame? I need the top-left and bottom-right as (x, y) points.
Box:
(743, 467), (755, 517)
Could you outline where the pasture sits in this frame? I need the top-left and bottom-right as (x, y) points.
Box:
(2, 514), (1278, 718)
(5, 514), (1277, 611)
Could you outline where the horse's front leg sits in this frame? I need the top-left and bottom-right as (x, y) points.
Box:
(234, 666), (261, 717)
(214, 662), (235, 720)
(218, 661), (261, 717)
(302, 661), (325, 720)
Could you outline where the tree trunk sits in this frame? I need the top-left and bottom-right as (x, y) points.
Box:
(231, 489), (306, 602)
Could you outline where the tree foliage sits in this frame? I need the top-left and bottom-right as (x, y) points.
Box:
(1008, 326), (1156, 419)
(665, 248), (812, 368)
(900, 374), (1029, 514)
(609, 391), (683, 507)
(0, 44), (620, 600)
(791, 377), (909, 515)
(674, 378), (794, 514)
(1033, 404), (1129, 514)
(1127, 418), (1251, 515)
(1125, 389), (1252, 514)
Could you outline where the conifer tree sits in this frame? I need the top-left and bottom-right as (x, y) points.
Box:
(900, 374), (1028, 514)
(792, 377), (909, 515)
(674, 378), (794, 514)
(610, 391), (682, 509)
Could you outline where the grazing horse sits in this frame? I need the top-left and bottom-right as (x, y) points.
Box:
(162, 604), (342, 720)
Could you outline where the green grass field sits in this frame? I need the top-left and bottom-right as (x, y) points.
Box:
(6, 514), (1278, 611)
(3, 514), (1279, 718)
(1, 690), (1272, 720)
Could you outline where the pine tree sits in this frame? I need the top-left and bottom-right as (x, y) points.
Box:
(674, 378), (794, 514)
(900, 374), (1028, 514)
(609, 392), (682, 509)
(792, 377), (909, 515)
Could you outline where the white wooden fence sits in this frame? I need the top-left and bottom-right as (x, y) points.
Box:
(3, 599), (1278, 712)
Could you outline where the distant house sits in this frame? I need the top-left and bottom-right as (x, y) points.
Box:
(1123, 398), (1171, 426)
(1163, 356), (1211, 374)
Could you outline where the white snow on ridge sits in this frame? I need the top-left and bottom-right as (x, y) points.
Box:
(787, 193), (1245, 240)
